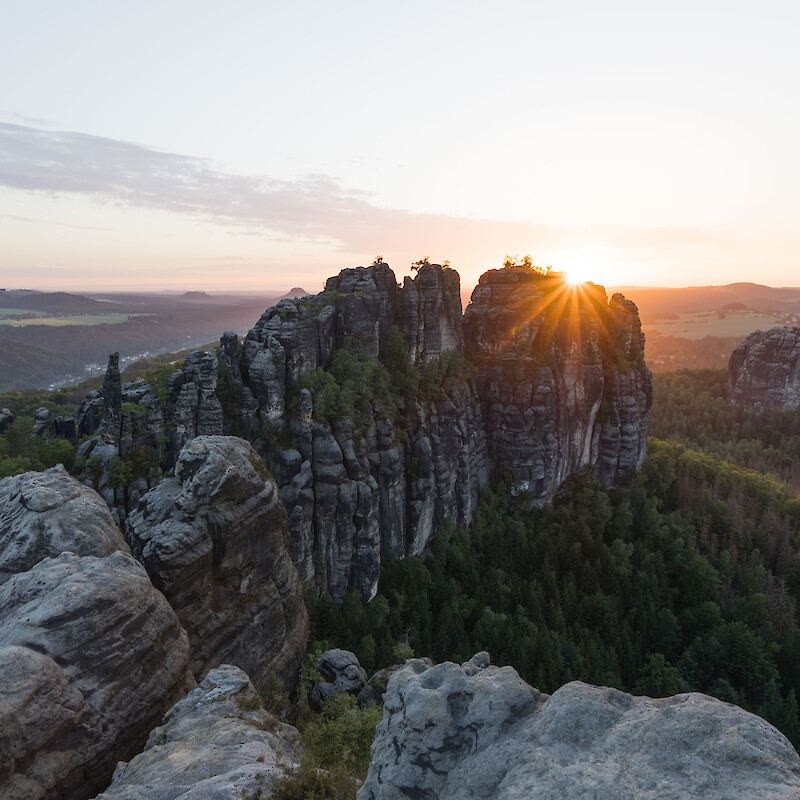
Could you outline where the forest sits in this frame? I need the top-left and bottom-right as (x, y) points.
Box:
(3, 357), (800, 754)
(307, 369), (800, 747)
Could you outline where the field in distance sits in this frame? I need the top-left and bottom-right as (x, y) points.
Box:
(0, 313), (150, 327)
(645, 310), (788, 341)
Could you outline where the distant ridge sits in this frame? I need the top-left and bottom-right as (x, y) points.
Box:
(611, 283), (800, 320)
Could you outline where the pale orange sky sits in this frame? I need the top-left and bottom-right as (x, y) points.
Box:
(2, 1), (799, 293)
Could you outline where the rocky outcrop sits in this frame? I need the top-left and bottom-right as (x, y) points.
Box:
(0, 550), (194, 800)
(0, 407), (14, 434)
(77, 349), (226, 523)
(728, 327), (800, 412)
(360, 654), (800, 800)
(0, 465), (127, 584)
(32, 407), (77, 443)
(81, 262), (650, 602)
(227, 262), (486, 601)
(125, 435), (308, 689)
(94, 664), (302, 800)
(464, 269), (652, 498)
(311, 648), (368, 707)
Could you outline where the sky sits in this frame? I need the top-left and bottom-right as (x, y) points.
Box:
(1, 0), (799, 295)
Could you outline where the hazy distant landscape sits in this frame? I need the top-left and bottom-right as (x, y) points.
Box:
(4, 280), (800, 393)
(0, 286), (308, 392)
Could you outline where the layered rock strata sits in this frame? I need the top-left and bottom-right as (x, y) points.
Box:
(359, 654), (800, 800)
(0, 550), (194, 800)
(728, 327), (800, 412)
(0, 465), (127, 584)
(94, 664), (302, 800)
(81, 262), (650, 601)
(463, 269), (652, 496)
(125, 435), (308, 689)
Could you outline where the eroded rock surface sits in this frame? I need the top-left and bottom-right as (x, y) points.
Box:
(311, 648), (368, 707)
(729, 327), (800, 412)
(360, 654), (800, 800)
(80, 262), (651, 601)
(94, 664), (302, 800)
(464, 269), (652, 497)
(125, 435), (308, 689)
(0, 465), (128, 584)
(0, 551), (194, 800)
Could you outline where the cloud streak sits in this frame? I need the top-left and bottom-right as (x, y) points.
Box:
(0, 122), (721, 256)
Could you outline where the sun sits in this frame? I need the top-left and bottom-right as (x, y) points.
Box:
(564, 265), (594, 286)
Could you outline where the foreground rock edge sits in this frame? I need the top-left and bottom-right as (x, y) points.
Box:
(359, 652), (800, 800)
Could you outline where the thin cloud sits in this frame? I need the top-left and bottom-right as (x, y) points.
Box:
(0, 122), (723, 254)
(0, 213), (115, 231)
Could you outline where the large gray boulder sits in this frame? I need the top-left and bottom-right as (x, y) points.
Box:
(359, 654), (800, 800)
(125, 435), (308, 690)
(0, 465), (128, 584)
(311, 648), (368, 707)
(728, 327), (800, 412)
(94, 664), (302, 800)
(0, 550), (195, 800)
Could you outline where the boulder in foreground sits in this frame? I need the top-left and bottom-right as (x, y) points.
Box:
(0, 551), (194, 800)
(0, 465), (128, 584)
(94, 664), (302, 800)
(360, 652), (800, 800)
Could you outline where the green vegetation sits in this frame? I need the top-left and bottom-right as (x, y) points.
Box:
(502, 254), (553, 276)
(268, 649), (381, 800)
(0, 416), (77, 478)
(297, 332), (474, 438)
(309, 441), (800, 746)
(650, 369), (800, 493)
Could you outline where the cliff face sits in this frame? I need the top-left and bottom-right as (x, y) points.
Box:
(125, 436), (308, 690)
(728, 327), (800, 412)
(464, 269), (652, 497)
(83, 262), (651, 601)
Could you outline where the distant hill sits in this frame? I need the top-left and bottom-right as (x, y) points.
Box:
(277, 287), (309, 300)
(0, 290), (109, 314)
(610, 283), (800, 322)
(0, 289), (281, 392)
(0, 337), (86, 391)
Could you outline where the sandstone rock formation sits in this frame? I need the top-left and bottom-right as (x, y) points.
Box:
(81, 262), (651, 602)
(32, 406), (77, 443)
(94, 664), (302, 800)
(0, 407), (14, 434)
(0, 465), (128, 584)
(729, 327), (800, 412)
(360, 654), (800, 800)
(0, 550), (194, 800)
(464, 269), (652, 497)
(125, 435), (308, 689)
(77, 349), (226, 523)
(311, 648), (368, 707)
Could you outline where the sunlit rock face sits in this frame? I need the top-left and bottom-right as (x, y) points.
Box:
(223, 263), (649, 599)
(464, 268), (652, 498)
(728, 327), (800, 412)
(359, 654), (800, 800)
